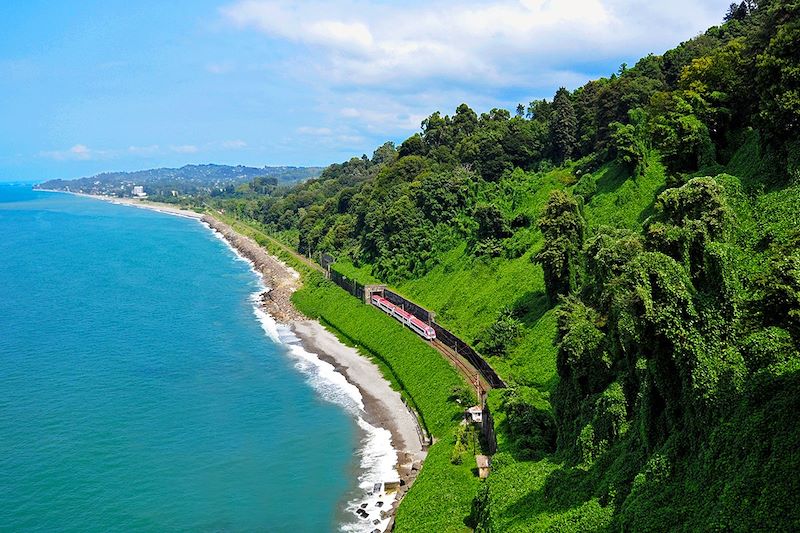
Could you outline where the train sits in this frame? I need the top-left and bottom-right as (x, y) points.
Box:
(370, 294), (436, 340)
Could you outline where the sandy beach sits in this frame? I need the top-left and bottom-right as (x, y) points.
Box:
(291, 318), (427, 465)
(58, 190), (427, 529)
(49, 192), (207, 219)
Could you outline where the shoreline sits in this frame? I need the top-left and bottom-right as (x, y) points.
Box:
(199, 215), (428, 529)
(37, 190), (207, 220)
(48, 189), (426, 530)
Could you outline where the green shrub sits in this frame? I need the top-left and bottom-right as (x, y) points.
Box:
(478, 306), (523, 357)
(500, 387), (556, 459)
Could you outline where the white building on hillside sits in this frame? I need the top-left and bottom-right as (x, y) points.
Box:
(132, 185), (146, 197)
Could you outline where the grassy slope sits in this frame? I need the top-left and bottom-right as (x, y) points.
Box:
(233, 138), (797, 530)
(331, 157), (673, 531)
(460, 159), (669, 532)
(581, 158), (667, 231)
(333, 159), (668, 394)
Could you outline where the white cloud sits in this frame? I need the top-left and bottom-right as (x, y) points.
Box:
(69, 144), (91, 159)
(222, 1), (374, 53)
(219, 0), (728, 148)
(336, 134), (366, 145)
(221, 0), (727, 89)
(40, 144), (101, 161)
(221, 139), (248, 149)
(39, 141), (243, 162)
(336, 103), (426, 133)
(170, 144), (199, 154)
(127, 144), (161, 155)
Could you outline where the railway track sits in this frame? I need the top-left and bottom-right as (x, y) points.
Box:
(431, 339), (491, 400)
(224, 214), (499, 400)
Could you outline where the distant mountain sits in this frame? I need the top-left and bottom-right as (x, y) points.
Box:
(35, 164), (322, 198)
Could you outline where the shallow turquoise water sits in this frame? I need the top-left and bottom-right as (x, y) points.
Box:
(0, 184), (359, 531)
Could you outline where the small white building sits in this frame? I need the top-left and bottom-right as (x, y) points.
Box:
(132, 185), (146, 197)
(466, 405), (483, 424)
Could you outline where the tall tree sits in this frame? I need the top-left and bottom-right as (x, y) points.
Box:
(452, 103), (478, 141)
(552, 87), (578, 163)
(755, 0), (800, 144)
(535, 190), (585, 303)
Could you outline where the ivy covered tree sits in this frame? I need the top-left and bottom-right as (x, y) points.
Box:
(535, 190), (585, 303)
(648, 92), (716, 173)
(610, 120), (646, 175)
(472, 203), (512, 256)
(754, 0), (800, 144)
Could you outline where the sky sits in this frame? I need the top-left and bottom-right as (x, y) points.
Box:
(0, 0), (732, 182)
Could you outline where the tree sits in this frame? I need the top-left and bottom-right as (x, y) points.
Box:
(757, 253), (800, 338)
(362, 195), (435, 281)
(724, 1), (750, 21)
(610, 109), (648, 175)
(474, 203), (511, 241)
(552, 87), (578, 163)
(535, 190), (585, 303)
(421, 111), (452, 150)
(526, 99), (553, 121)
(452, 103), (478, 142)
(755, 0), (800, 143)
(648, 91), (716, 173)
(503, 117), (546, 170)
(479, 306), (523, 357)
(371, 141), (397, 167)
(398, 134), (426, 158)
(458, 126), (511, 181)
(414, 169), (470, 224)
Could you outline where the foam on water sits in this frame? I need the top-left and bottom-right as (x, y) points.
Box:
(205, 221), (399, 532)
(1, 186), (366, 531)
(252, 305), (365, 414)
(63, 206), (395, 530)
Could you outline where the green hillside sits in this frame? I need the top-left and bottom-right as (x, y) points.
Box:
(209, 1), (800, 530)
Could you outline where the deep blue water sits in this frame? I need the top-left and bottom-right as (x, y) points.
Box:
(0, 184), (359, 531)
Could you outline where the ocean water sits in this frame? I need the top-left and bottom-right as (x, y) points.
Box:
(0, 184), (381, 531)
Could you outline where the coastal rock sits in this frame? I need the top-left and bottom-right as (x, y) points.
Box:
(201, 215), (306, 322)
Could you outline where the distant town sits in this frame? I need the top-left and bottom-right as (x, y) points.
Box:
(35, 164), (322, 201)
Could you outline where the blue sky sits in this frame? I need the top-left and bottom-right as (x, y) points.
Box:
(0, 0), (731, 181)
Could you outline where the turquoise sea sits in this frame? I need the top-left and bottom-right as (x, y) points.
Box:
(0, 184), (370, 531)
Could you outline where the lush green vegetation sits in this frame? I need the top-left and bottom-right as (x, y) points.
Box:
(291, 274), (482, 531)
(206, 2), (799, 531)
(293, 274), (466, 437)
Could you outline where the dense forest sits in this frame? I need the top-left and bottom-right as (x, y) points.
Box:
(211, 1), (799, 530)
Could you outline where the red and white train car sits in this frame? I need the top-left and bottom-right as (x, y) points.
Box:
(370, 294), (436, 340)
